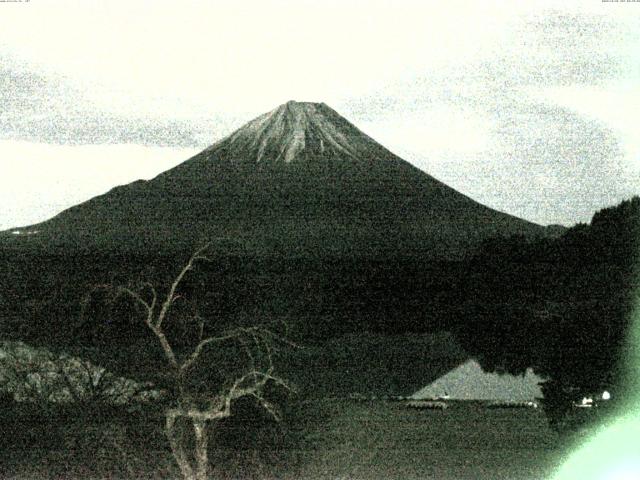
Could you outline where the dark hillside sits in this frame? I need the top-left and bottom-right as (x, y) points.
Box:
(448, 196), (639, 429)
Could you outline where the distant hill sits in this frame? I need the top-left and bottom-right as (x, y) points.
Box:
(1, 101), (548, 257)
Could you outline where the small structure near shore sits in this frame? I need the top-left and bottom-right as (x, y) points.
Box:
(405, 400), (448, 410)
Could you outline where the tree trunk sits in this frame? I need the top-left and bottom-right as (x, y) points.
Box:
(166, 411), (196, 480)
(193, 419), (209, 480)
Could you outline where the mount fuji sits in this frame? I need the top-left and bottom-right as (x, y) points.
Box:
(3, 101), (546, 256)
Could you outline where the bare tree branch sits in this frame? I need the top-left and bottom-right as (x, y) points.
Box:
(156, 243), (211, 330)
(113, 285), (155, 326)
(179, 326), (263, 375)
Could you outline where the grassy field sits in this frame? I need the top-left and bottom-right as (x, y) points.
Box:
(0, 398), (570, 479)
(287, 399), (564, 480)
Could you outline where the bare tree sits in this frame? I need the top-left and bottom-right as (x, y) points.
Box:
(92, 244), (293, 480)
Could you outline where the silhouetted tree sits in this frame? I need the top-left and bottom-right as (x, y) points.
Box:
(90, 244), (294, 480)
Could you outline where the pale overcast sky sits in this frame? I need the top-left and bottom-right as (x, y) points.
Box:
(0, 0), (638, 229)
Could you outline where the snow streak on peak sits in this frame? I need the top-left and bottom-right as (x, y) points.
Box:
(209, 101), (364, 165)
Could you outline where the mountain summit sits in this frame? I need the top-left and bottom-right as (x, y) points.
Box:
(208, 101), (365, 165)
(188, 99), (414, 175)
(3, 101), (545, 256)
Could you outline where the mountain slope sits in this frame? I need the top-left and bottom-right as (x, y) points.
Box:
(2, 101), (545, 257)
